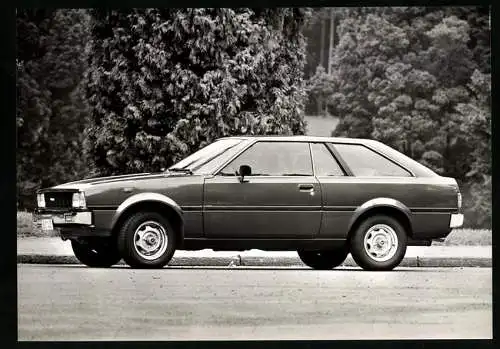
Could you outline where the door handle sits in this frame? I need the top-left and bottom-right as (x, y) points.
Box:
(298, 184), (314, 191)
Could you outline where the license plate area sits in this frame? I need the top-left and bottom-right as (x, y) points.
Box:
(41, 218), (54, 232)
(64, 213), (74, 223)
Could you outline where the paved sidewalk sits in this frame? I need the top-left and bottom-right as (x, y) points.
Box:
(17, 237), (492, 267)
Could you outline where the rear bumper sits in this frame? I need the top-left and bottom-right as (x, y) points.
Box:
(449, 213), (464, 228)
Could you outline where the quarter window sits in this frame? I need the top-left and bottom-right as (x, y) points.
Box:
(333, 143), (412, 177)
(220, 141), (313, 176)
(311, 143), (345, 176)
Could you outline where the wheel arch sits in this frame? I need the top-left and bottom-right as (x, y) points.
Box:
(110, 193), (184, 245)
(347, 198), (413, 240)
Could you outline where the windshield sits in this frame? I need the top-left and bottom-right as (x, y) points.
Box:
(169, 138), (247, 174)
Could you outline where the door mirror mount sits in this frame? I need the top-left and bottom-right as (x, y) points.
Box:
(237, 165), (252, 183)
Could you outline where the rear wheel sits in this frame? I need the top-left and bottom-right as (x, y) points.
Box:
(71, 240), (121, 268)
(297, 246), (349, 270)
(117, 211), (176, 269)
(349, 214), (407, 271)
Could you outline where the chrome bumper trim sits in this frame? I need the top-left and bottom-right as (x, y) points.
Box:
(449, 213), (464, 228)
(34, 211), (92, 225)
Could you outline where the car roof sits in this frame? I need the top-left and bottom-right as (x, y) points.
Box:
(219, 135), (372, 144)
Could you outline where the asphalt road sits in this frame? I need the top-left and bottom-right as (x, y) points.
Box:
(18, 265), (492, 341)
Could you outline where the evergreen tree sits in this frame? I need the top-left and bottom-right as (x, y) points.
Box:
(327, 7), (490, 227)
(456, 70), (491, 227)
(370, 15), (477, 178)
(17, 9), (91, 209)
(85, 8), (310, 176)
(444, 6), (490, 73)
(306, 65), (336, 116)
(330, 13), (410, 138)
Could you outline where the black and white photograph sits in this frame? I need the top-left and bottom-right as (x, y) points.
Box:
(16, 6), (492, 341)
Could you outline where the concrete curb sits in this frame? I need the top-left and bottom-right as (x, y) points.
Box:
(17, 254), (492, 268)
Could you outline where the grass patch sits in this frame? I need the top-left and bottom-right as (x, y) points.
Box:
(17, 211), (492, 245)
(437, 228), (492, 246)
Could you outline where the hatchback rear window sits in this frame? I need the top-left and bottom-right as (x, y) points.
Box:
(332, 143), (412, 177)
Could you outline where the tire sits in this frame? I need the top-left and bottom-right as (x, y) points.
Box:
(117, 211), (176, 269)
(71, 240), (121, 268)
(349, 214), (407, 271)
(297, 246), (349, 270)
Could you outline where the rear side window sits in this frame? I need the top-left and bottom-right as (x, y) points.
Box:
(333, 143), (412, 177)
(310, 143), (345, 176)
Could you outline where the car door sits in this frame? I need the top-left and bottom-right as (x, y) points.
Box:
(309, 142), (353, 239)
(203, 141), (322, 239)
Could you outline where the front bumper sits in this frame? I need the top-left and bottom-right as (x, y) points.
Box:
(449, 213), (464, 228)
(33, 210), (112, 239)
(33, 211), (92, 226)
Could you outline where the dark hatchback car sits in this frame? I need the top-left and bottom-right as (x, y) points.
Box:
(34, 136), (463, 271)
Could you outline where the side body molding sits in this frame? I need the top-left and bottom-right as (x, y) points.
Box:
(347, 197), (412, 232)
(110, 192), (184, 231)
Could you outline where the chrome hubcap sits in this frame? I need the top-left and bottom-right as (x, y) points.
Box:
(133, 221), (168, 260)
(363, 224), (399, 262)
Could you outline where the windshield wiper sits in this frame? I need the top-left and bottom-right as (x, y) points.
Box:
(168, 168), (193, 175)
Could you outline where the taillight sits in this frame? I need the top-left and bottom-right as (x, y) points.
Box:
(457, 191), (462, 210)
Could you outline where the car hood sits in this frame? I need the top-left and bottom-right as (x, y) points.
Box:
(48, 172), (189, 191)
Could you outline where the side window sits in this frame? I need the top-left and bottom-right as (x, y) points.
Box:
(333, 143), (412, 177)
(220, 142), (313, 176)
(310, 143), (345, 176)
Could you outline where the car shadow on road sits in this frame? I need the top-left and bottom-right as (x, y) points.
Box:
(22, 264), (450, 272)
(162, 266), (448, 272)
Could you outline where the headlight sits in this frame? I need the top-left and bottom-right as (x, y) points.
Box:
(457, 192), (462, 210)
(37, 193), (46, 208)
(72, 192), (86, 208)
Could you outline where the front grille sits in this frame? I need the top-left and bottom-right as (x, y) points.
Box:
(44, 192), (73, 209)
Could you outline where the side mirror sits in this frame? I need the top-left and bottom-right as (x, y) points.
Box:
(237, 165), (252, 183)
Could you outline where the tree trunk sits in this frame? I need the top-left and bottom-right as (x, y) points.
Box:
(320, 16), (326, 69)
(316, 97), (322, 116)
(328, 8), (335, 75)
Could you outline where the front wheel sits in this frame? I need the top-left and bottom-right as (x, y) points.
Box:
(71, 240), (121, 268)
(297, 246), (349, 270)
(349, 214), (407, 271)
(117, 211), (176, 269)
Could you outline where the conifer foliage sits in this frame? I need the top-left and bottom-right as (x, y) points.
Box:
(85, 8), (310, 175)
(17, 9), (91, 208)
(322, 7), (490, 227)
